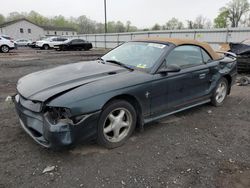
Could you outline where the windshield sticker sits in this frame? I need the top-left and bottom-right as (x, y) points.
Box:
(136, 64), (147, 68)
(148, 43), (166, 49)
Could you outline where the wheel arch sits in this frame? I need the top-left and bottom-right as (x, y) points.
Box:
(43, 43), (50, 48)
(223, 74), (232, 94)
(103, 94), (144, 130)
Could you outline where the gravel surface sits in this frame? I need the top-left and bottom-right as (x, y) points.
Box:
(0, 48), (249, 188)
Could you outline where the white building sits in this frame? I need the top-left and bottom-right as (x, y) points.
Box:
(0, 18), (77, 41)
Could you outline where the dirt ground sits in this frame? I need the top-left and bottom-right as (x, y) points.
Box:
(0, 48), (249, 188)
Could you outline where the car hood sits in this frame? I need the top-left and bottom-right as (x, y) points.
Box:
(17, 61), (128, 102)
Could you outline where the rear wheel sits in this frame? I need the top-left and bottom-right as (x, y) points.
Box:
(97, 100), (137, 148)
(43, 44), (49, 50)
(1, 45), (9, 53)
(211, 78), (228, 106)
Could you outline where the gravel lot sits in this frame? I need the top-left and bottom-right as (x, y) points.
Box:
(0, 48), (250, 188)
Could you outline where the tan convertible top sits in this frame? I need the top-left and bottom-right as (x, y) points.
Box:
(136, 37), (220, 60)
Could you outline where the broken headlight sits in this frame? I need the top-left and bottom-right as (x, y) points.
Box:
(45, 107), (73, 125)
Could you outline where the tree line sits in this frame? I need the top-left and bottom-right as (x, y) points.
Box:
(0, 0), (249, 33)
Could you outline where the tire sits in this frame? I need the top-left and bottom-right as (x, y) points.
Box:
(239, 76), (249, 86)
(43, 44), (49, 50)
(211, 78), (228, 107)
(1, 45), (10, 53)
(97, 100), (137, 149)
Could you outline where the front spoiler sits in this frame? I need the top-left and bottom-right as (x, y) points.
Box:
(13, 95), (101, 149)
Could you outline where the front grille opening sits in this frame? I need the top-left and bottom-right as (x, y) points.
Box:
(28, 127), (42, 137)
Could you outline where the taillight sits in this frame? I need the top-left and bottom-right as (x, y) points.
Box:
(10, 40), (14, 43)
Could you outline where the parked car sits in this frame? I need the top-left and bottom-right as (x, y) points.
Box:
(13, 38), (237, 149)
(0, 36), (15, 53)
(54, 39), (93, 51)
(1, 35), (17, 48)
(15, 39), (32, 47)
(36, 37), (68, 50)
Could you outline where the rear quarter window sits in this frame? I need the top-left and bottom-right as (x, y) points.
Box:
(201, 49), (212, 63)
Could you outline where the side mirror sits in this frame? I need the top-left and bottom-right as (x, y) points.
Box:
(158, 64), (181, 74)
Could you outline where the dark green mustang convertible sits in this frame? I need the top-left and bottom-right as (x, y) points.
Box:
(13, 38), (237, 149)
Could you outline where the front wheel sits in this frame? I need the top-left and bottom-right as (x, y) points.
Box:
(97, 100), (137, 149)
(211, 78), (228, 107)
(1, 45), (10, 53)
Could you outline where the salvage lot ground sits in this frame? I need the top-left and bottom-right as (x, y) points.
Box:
(0, 48), (250, 188)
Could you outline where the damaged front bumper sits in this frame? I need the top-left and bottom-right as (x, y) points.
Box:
(13, 95), (100, 149)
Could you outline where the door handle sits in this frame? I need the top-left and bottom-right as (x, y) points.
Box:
(199, 73), (206, 79)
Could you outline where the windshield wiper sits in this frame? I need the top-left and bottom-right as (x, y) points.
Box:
(105, 60), (134, 71)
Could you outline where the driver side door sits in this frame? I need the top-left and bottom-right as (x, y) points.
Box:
(150, 45), (210, 117)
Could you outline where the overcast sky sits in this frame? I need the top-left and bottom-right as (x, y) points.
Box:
(1, 0), (230, 28)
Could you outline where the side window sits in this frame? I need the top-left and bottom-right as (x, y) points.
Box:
(166, 45), (203, 68)
(201, 49), (212, 63)
(77, 39), (84, 43)
(71, 39), (78, 44)
(59, 38), (66, 42)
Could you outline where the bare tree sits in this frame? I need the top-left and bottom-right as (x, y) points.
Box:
(240, 13), (250, 26)
(126, 21), (131, 32)
(227, 0), (250, 27)
(187, 16), (211, 29)
(194, 15), (205, 29)
(186, 20), (194, 29)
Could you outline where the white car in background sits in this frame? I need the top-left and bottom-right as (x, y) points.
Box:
(0, 36), (15, 53)
(15, 39), (32, 47)
(36, 37), (68, 50)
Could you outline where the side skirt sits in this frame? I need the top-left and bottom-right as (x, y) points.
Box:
(144, 99), (211, 124)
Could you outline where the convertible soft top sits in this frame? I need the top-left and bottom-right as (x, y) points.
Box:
(136, 37), (220, 60)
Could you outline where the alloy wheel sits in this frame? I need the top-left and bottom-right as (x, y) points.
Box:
(215, 82), (227, 104)
(1, 45), (9, 53)
(103, 108), (132, 143)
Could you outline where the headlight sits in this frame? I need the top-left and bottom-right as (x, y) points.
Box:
(45, 107), (73, 125)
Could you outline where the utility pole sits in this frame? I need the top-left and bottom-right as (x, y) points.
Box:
(104, 0), (107, 33)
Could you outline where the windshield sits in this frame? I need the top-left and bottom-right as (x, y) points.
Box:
(102, 42), (168, 70)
